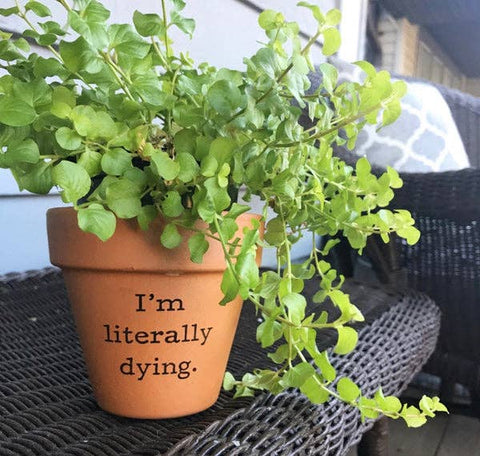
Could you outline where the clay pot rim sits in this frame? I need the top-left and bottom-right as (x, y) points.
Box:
(47, 207), (263, 273)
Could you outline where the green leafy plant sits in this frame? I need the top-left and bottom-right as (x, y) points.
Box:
(0, 0), (447, 426)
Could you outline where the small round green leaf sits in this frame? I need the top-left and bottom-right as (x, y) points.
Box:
(160, 223), (182, 249)
(52, 161), (91, 203)
(325, 9), (342, 26)
(300, 376), (330, 404)
(14, 38), (30, 52)
(337, 377), (360, 403)
(101, 148), (132, 176)
(322, 27), (341, 56)
(0, 97), (36, 127)
(77, 148), (102, 177)
(37, 33), (57, 46)
(83, 0), (110, 22)
(133, 10), (164, 37)
(70, 105), (96, 136)
(77, 203), (116, 241)
(105, 178), (142, 218)
(161, 191), (184, 218)
(0, 7), (19, 16)
(207, 80), (245, 116)
(137, 205), (157, 231)
(176, 152), (200, 183)
(170, 11), (195, 37)
(258, 10), (283, 30)
(334, 326), (358, 355)
(4, 139), (39, 166)
(188, 232), (209, 264)
(25, 1), (51, 17)
(51, 102), (72, 119)
(223, 372), (236, 391)
(150, 150), (179, 180)
(14, 161), (52, 194)
(55, 127), (82, 151)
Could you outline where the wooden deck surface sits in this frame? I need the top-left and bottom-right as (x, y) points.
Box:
(347, 413), (480, 456)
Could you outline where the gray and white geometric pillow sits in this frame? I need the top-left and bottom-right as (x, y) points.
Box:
(329, 57), (470, 173)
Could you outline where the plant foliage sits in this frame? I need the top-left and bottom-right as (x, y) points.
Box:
(0, 0), (446, 426)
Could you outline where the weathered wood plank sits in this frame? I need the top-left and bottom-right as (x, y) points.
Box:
(345, 413), (480, 456)
(388, 414), (449, 456)
(346, 446), (357, 456)
(436, 415), (480, 456)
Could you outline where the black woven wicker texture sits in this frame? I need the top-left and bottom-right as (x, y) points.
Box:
(382, 82), (480, 403)
(0, 270), (439, 455)
(438, 85), (480, 168)
(392, 212), (480, 394)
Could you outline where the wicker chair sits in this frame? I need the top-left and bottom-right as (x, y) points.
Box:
(333, 78), (480, 411)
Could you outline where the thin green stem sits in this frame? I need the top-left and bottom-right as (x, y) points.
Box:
(213, 215), (239, 277)
(307, 201), (396, 236)
(170, 220), (237, 247)
(311, 232), (326, 282)
(165, 67), (181, 130)
(109, 57), (133, 84)
(84, 140), (108, 151)
(278, 204), (292, 289)
(273, 94), (397, 149)
(101, 52), (136, 102)
(161, 0), (170, 59)
(306, 165), (364, 195)
(75, 201), (93, 209)
(58, 0), (72, 11)
(151, 37), (171, 71)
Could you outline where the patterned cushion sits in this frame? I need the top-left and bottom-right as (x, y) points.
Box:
(329, 57), (470, 173)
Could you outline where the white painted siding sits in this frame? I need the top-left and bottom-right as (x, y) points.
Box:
(0, 196), (63, 273)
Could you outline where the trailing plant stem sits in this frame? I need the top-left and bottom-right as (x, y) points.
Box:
(273, 95), (398, 149)
(161, 0), (170, 58)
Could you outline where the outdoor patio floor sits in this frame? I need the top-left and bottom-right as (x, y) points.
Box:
(387, 413), (480, 455)
(347, 385), (480, 456)
(347, 413), (480, 455)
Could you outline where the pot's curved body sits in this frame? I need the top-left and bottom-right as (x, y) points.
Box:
(47, 208), (262, 419)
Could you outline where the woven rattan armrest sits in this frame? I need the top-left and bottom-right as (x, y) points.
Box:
(390, 167), (480, 222)
(360, 165), (480, 286)
(0, 269), (440, 455)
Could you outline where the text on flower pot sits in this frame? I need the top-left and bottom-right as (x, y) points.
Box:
(103, 294), (216, 381)
(135, 293), (185, 312)
(120, 357), (195, 381)
(103, 323), (212, 345)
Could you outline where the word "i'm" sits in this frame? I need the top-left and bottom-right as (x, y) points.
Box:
(135, 294), (185, 312)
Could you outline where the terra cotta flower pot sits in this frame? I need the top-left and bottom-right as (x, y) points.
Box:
(47, 207), (262, 419)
